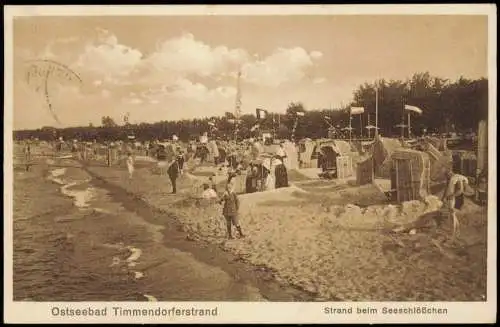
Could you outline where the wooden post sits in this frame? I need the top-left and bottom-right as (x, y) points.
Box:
(359, 115), (362, 138)
(407, 113), (411, 138)
(375, 86), (379, 137)
(395, 160), (400, 202)
(477, 120), (488, 174)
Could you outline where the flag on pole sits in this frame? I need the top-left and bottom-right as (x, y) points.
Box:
(296, 111), (305, 117)
(404, 104), (423, 115)
(250, 124), (260, 132)
(256, 108), (268, 120)
(350, 107), (365, 115)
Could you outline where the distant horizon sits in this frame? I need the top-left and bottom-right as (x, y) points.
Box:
(12, 72), (488, 132)
(12, 15), (488, 130)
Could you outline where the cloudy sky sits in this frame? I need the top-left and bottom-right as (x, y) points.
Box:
(12, 15), (488, 130)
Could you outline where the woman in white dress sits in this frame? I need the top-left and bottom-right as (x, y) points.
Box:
(264, 159), (275, 191)
(126, 152), (135, 180)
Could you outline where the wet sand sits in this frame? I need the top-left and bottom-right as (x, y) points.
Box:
(13, 158), (311, 301)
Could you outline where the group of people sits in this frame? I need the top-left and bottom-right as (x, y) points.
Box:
(243, 156), (289, 193)
(126, 147), (185, 194)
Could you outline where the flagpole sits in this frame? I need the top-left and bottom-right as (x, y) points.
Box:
(234, 69), (242, 142)
(367, 113), (371, 139)
(401, 97), (405, 139)
(375, 86), (379, 138)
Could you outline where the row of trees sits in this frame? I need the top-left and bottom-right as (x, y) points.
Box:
(14, 73), (488, 142)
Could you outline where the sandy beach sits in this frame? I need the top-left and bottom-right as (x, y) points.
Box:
(85, 161), (488, 301)
(13, 152), (318, 301)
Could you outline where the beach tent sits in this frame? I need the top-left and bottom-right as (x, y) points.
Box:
(334, 140), (354, 155)
(194, 143), (210, 161)
(413, 139), (453, 182)
(318, 142), (342, 172)
(281, 140), (299, 170)
(206, 140), (220, 163)
(156, 142), (176, 162)
(389, 149), (431, 202)
(424, 136), (448, 151)
(298, 139), (318, 168)
(249, 154), (273, 192)
(317, 141), (354, 179)
(217, 144), (228, 164)
(371, 135), (404, 178)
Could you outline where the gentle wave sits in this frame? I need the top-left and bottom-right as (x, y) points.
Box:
(47, 168), (95, 209)
(126, 246), (142, 266)
(46, 168), (153, 297)
(104, 243), (145, 280)
(143, 294), (158, 301)
(60, 182), (95, 208)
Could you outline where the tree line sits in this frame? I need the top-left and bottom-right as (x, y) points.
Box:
(14, 72), (488, 142)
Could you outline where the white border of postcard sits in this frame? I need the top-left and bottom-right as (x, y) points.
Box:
(4, 4), (497, 324)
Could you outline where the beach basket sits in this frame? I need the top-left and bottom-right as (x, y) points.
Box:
(336, 156), (353, 179)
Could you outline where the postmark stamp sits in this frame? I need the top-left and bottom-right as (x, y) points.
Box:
(24, 59), (83, 125)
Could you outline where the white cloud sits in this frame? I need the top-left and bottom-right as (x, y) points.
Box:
(310, 51), (323, 59)
(72, 30), (324, 91)
(242, 47), (321, 87)
(75, 28), (143, 80)
(122, 97), (143, 105)
(145, 33), (248, 77)
(167, 78), (236, 102)
(313, 77), (327, 84)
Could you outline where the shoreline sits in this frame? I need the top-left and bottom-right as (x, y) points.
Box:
(14, 158), (298, 301)
(82, 163), (316, 301)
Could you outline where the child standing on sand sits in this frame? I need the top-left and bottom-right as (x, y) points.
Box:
(219, 182), (244, 239)
(126, 152), (135, 180)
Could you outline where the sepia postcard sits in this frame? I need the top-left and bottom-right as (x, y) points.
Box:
(3, 4), (497, 324)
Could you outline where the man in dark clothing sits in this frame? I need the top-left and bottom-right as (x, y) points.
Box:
(209, 175), (217, 192)
(219, 182), (244, 239)
(24, 142), (31, 171)
(167, 153), (185, 194)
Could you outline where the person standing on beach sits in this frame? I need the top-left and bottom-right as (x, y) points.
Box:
(209, 174), (218, 192)
(24, 141), (31, 171)
(126, 152), (135, 180)
(442, 168), (472, 237)
(275, 142), (287, 162)
(274, 157), (289, 188)
(219, 182), (244, 239)
(167, 152), (185, 194)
